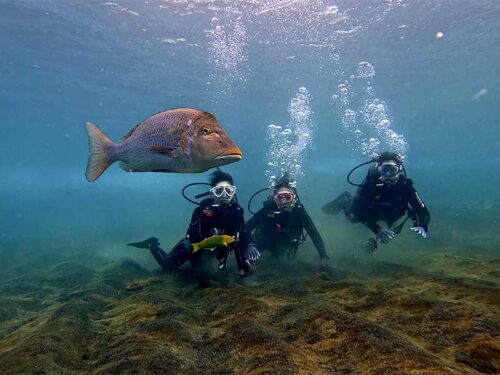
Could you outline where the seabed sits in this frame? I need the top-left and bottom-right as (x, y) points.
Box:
(0, 229), (498, 375)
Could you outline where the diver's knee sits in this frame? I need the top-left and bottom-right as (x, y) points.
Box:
(322, 191), (353, 215)
(339, 191), (352, 201)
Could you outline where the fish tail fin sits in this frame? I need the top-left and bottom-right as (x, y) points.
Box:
(85, 121), (117, 182)
(191, 243), (201, 253)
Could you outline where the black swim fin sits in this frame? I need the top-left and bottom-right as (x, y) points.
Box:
(127, 237), (160, 249)
(361, 238), (378, 253)
(322, 191), (352, 215)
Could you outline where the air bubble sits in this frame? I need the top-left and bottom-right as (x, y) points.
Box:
(333, 61), (407, 158)
(357, 62), (375, 79)
(265, 87), (313, 186)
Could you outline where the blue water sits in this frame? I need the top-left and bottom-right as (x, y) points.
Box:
(1, 0), (499, 256)
(1, 3), (500, 373)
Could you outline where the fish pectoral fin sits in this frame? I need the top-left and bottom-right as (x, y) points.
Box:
(146, 145), (177, 155)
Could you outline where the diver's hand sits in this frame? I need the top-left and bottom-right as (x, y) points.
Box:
(377, 228), (396, 243)
(244, 259), (256, 274)
(410, 226), (428, 239)
(246, 244), (261, 262)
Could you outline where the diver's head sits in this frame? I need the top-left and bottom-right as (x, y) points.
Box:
(375, 152), (403, 185)
(273, 187), (296, 211)
(376, 151), (403, 165)
(209, 170), (236, 204)
(272, 173), (297, 211)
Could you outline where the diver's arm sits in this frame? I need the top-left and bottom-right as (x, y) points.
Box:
(299, 205), (329, 260)
(406, 181), (430, 231)
(236, 206), (249, 249)
(233, 206), (252, 273)
(185, 206), (204, 243)
(353, 186), (381, 234)
(350, 187), (365, 217)
(352, 172), (381, 234)
(364, 220), (382, 235)
(350, 174), (374, 219)
(245, 209), (265, 244)
(245, 209), (264, 233)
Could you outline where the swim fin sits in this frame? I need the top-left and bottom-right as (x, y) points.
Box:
(322, 191), (352, 215)
(128, 237), (160, 249)
(361, 238), (378, 253)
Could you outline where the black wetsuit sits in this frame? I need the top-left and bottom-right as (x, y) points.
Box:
(246, 201), (328, 260)
(323, 166), (430, 234)
(150, 198), (249, 272)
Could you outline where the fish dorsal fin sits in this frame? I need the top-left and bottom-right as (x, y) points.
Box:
(121, 123), (141, 142)
(146, 145), (177, 155)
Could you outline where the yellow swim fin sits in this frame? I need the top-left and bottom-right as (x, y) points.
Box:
(191, 235), (235, 253)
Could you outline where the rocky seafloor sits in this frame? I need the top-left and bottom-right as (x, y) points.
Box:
(0, 233), (498, 375)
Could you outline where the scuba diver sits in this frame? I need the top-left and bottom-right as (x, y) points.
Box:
(246, 173), (330, 268)
(322, 151), (430, 251)
(128, 170), (260, 277)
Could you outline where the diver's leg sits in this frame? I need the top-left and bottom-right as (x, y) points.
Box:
(159, 240), (192, 270)
(271, 241), (287, 259)
(215, 247), (230, 270)
(128, 237), (190, 271)
(322, 192), (353, 216)
(189, 251), (205, 268)
(149, 245), (171, 270)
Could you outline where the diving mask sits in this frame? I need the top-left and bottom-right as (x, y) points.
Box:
(273, 188), (296, 211)
(377, 161), (400, 184)
(211, 182), (236, 204)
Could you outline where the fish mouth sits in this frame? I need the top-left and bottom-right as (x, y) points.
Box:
(215, 147), (242, 160)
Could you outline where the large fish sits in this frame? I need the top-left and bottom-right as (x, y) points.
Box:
(84, 108), (242, 182)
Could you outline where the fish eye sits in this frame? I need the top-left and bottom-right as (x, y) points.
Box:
(202, 127), (211, 135)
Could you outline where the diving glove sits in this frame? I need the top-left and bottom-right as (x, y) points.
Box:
(377, 228), (395, 243)
(191, 235), (235, 253)
(410, 226), (428, 239)
(246, 244), (261, 262)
